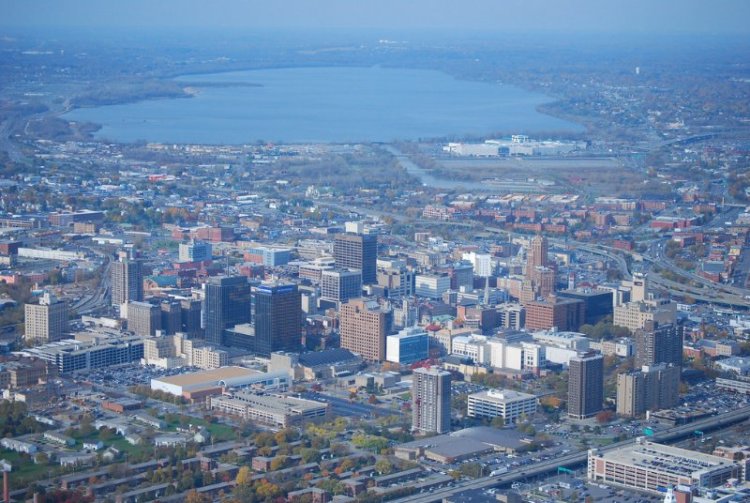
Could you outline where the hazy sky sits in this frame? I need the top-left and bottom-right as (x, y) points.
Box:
(4, 0), (750, 35)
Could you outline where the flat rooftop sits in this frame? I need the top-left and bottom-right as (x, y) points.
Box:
(593, 440), (733, 478)
(470, 389), (537, 403)
(154, 366), (257, 387)
(215, 392), (327, 414)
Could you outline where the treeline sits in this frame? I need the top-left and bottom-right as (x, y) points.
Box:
(0, 400), (46, 437)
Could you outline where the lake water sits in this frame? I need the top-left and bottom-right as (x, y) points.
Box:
(63, 66), (583, 144)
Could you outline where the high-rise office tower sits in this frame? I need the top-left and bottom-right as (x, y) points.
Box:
(180, 299), (203, 338)
(24, 291), (68, 344)
(412, 367), (452, 434)
(204, 276), (251, 345)
(320, 269), (362, 304)
(111, 252), (143, 307)
(252, 283), (302, 357)
(526, 235), (549, 275)
(616, 363), (680, 418)
(524, 235), (556, 300)
(160, 300), (182, 335)
(568, 351), (604, 419)
(635, 321), (683, 368)
(127, 301), (161, 337)
(334, 233), (377, 284)
(339, 298), (391, 362)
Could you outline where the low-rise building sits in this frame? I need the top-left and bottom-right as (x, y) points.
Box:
(0, 438), (37, 454)
(151, 366), (291, 399)
(588, 439), (741, 494)
(467, 389), (538, 424)
(208, 392), (328, 428)
(24, 329), (144, 374)
(44, 430), (75, 447)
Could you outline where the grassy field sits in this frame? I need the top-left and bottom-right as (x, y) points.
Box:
(162, 414), (237, 442)
(0, 449), (56, 492)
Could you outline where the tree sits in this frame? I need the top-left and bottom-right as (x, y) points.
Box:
(596, 410), (615, 424)
(300, 448), (321, 464)
(255, 480), (281, 500)
(185, 490), (210, 503)
(490, 416), (505, 428)
(452, 394), (468, 415)
(458, 462), (483, 478)
(331, 443), (350, 457)
(269, 455), (287, 472)
(235, 466), (252, 487)
(374, 459), (393, 475)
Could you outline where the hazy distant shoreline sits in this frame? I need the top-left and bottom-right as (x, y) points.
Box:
(61, 66), (583, 145)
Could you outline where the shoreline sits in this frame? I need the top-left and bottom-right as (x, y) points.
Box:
(58, 66), (585, 146)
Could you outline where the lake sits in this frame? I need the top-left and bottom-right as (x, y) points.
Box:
(63, 66), (583, 144)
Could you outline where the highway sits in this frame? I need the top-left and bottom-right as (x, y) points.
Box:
(316, 196), (749, 309)
(392, 405), (750, 503)
(71, 250), (111, 315)
(642, 246), (750, 309)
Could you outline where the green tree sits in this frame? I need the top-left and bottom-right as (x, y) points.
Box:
(300, 448), (321, 464)
(374, 459), (393, 475)
(269, 455), (288, 472)
(490, 416), (505, 428)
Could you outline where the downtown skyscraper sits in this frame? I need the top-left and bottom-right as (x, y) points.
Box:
(204, 276), (251, 346)
(252, 283), (302, 357)
(334, 232), (377, 284)
(111, 251), (143, 307)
